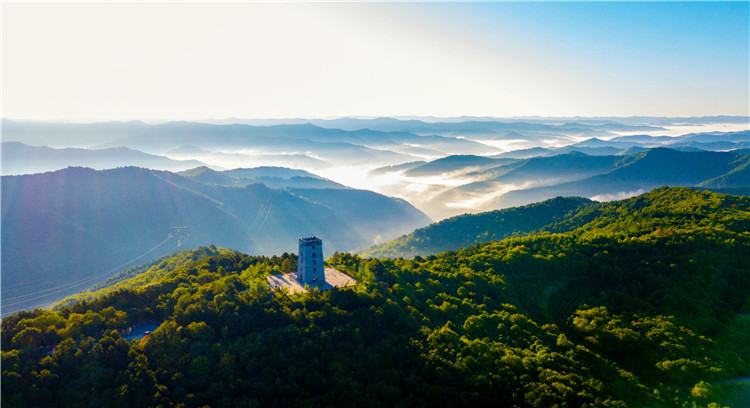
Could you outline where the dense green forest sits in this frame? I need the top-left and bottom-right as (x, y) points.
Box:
(362, 196), (596, 258)
(1, 166), (429, 314)
(363, 184), (750, 259)
(3, 187), (749, 407)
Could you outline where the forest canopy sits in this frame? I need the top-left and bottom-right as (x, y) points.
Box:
(2, 187), (749, 407)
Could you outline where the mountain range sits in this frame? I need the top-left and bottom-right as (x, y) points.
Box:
(1, 142), (206, 175)
(177, 166), (348, 189)
(3, 119), (747, 220)
(491, 148), (749, 209)
(1, 166), (430, 315)
(401, 148), (750, 218)
(2, 117), (748, 313)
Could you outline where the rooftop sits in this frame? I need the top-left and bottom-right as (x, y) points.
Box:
(299, 236), (322, 244)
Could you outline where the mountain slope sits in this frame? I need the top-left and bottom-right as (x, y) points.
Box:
(363, 186), (750, 259)
(177, 166), (348, 189)
(695, 155), (750, 188)
(493, 148), (750, 208)
(404, 155), (511, 177)
(3, 187), (748, 408)
(1, 167), (430, 314)
(456, 153), (625, 192)
(1, 167), (248, 314)
(368, 161), (427, 175)
(361, 196), (595, 258)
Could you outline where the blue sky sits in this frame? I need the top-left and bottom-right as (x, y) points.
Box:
(3, 2), (748, 120)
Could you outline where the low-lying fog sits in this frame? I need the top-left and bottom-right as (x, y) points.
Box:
(158, 122), (749, 220)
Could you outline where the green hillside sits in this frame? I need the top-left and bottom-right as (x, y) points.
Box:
(2, 187), (749, 407)
(364, 186), (750, 259)
(362, 196), (595, 258)
(1, 167), (429, 315)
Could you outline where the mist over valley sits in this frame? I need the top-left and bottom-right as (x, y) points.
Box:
(3, 2), (749, 406)
(4, 117), (748, 220)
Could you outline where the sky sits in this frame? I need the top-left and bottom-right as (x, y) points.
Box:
(2, 2), (749, 121)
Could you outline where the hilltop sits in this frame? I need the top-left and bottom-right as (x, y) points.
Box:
(1, 166), (430, 315)
(2, 187), (748, 407)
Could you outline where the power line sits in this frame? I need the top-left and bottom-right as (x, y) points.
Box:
(1, 234), (175, 314)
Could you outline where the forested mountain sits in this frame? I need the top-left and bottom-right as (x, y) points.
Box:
(1, 167), (429, 315)
(364, 186), (750, 259)
(403, 155), (511, 177)
(4, 118), (747, 226)
(1, 142), (205, 175)
(4, 119), (747, 221)
(362, 196), (595, 258)
(2, 187), (748, 407)
(412, 148), (750, 219)
(451, 153), (624, 195)
(492, 149), (750, 209)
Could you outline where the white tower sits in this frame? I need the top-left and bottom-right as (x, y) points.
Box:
(297, 237), (324, 284)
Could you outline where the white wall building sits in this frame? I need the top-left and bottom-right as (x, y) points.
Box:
(297, 237), (324, 284)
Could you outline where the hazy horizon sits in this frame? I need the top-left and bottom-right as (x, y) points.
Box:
(3, 114), (750, 125)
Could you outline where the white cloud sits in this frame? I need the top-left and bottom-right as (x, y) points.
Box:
(589, 189), (646, 202)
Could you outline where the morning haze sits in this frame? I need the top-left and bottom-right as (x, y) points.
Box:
(2, 2), (749, 408)
(3, 2), (749, 121)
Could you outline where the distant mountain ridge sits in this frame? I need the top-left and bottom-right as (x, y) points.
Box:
(1, 142), (206, 175)
(4, 119), (747, 222)
(402, 148), (750, 218)
(177, 166), (348, 189)
(492, 148), (750, 208)
(403, 155), (516, 177)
